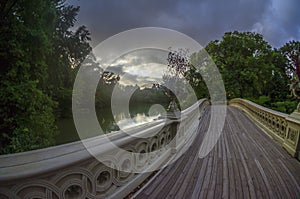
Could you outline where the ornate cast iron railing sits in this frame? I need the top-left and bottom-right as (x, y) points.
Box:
(0, 99), (209, 199)
(229, 98), (300, 159)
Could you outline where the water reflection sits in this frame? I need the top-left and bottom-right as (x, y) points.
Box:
(55, 103), (167, 145)
(97, 103), (166, 133)
(116, 113), (160, 130)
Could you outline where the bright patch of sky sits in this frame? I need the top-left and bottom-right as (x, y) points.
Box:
(105, 49), (168, 87)
(123, 63), (165, 78)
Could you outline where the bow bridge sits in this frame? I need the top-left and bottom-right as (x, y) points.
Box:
(0, 99), (300, 198)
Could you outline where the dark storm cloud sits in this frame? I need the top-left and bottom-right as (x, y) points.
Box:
(69, 0), (300, 48)
(254, 0), (300, 47)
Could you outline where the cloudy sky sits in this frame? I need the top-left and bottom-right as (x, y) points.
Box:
(69, 0), (299, 48)
(105, 49), (168, 87)
(69, 0), (300, 87)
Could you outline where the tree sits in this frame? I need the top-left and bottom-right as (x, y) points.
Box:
(46, 1), (92, 118)
(280, 40), (300, 80)
(205, 31), (275, 99)
(163, 49), (189, 111)
(268, 49), (290, 101)
(0, 0), (92, 154)
(0, 0), (58, 153)
(280, 40), (300, 112)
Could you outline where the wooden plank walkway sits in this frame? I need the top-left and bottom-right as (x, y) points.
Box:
(134, 106), (300, 199)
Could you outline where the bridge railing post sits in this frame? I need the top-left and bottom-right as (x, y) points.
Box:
(283, 111), (300, 160)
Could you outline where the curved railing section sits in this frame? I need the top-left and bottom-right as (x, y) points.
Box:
(0, 99), (210, 199)
(229, 98), (300, 159)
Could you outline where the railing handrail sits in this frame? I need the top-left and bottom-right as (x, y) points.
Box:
(181, 99), (208, 115)
(0, 99), (208, 182)
(232, 98), (288, 117)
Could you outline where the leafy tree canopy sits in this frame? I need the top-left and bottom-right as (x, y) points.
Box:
(0, 0), (91, 154)
(205, 31), (289, 100)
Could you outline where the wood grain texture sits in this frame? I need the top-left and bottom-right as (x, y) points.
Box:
(134, 106), (300, 199)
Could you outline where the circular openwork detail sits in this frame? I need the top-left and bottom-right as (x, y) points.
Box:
(64, 185), (83, 199)
(167, 132), (172, 143)
(138, 149), (146, 161)
(24, 192), (45, 199)
(160, 137), (165, 147)
(121, 159), (131, 171)
(159, 132), (166, 147)
(119, 159), (132, 180)
(97, 171), (111, 186)
(151, 143), (157, 152)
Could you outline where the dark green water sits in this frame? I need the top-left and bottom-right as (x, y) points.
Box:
(55, 103), (167, 145)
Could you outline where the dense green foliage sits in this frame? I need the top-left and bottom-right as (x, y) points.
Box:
(203, 31), (298, 113)
(0, 0), (57, 153)
(205, 31), (285, 99)
(280, 40), (300, 80)
(0, 0), (91, 154)
(46, 1), (92, 118)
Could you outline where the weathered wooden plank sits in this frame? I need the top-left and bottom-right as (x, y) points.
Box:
(133, 107), (300, 199)
(175, 115), (211, 198)
(190, 153), (209, 198)
(221, 133), (229, 199)
(278, 159), (300, 196)
(214, 143), (223, 199)
(206, 143), (219, 198)
(180, 115), (211, 198)
(233, 107), (298, 198)
(145, 111), (210, 198)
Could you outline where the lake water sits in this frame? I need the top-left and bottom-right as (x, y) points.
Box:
(55, 103), (167, 145)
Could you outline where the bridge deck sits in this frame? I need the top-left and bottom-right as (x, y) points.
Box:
(134, 106), (300, 199)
